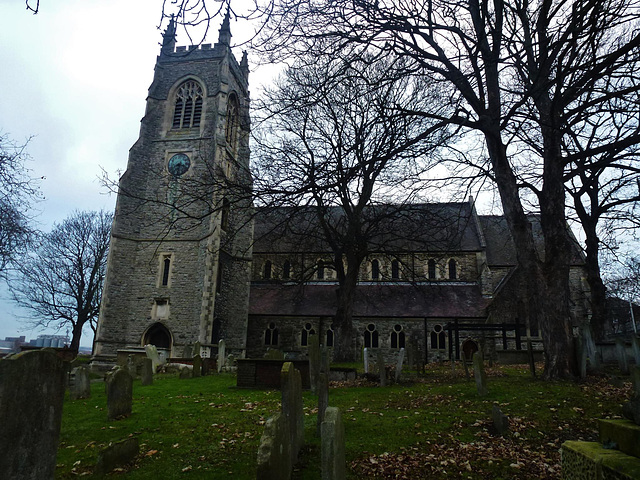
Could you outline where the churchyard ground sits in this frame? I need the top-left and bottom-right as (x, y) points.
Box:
(55, 363), (632, 479)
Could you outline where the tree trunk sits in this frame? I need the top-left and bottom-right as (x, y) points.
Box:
(332, 258), (360, 363)
(69, 322), (83, 356)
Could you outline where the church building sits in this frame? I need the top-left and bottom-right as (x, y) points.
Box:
(93, 17), (590, 366)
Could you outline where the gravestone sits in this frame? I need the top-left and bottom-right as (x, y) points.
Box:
(0, 350), (66, 480)
(395, 348), (405, 382)
(526, 339), (537, 378)
(182, 344), (193, 359)
(622, 366), (640, 425)
(461, 351), (471, 381)
(193, 341), (201, 358)
(473, 351), (488, 396)
(217, 339), (226, 373)
(281, 362), (304, 463)
(577, 335), (588, 380)
(316, 372), (329, 437)
(179, 365), (192, 379)
(140, 358), (153, 386)
(265, 348), (285, 360)
(192, 354), (202, 378)
(377, 351), (387, 387)
(632, 336), (640, 366)
(308, 334), (321, 393)
(70, 365), (91, 400)
(257, 412), (291, 480)
(145, 344), (162, 373)
(321, 407), (346, 480)
(95, 437), (140, 476)
(107, 367), (133, 420)
(616, 338), (629, 375)
(363, 347), (369, 374)
(492, 404), (509, 435)
(582, 325), (600, 370)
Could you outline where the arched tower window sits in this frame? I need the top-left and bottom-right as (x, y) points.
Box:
(326, 324), (335, 347)
(226, 93), (240, 151)
(220, 197), (230, 231)
(448, 259), (457, 280)
(427, 259), (436, 279)
(172, 80), (203, 129)
(263, 260), (272, 280)
(371, 259), (380, 280)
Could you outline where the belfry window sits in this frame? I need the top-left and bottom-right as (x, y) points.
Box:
(317, 261), (325, 280)
(391, 260), (400, 280)
(172, 80), (203, 129)
(160, 254), (172, 287)
(226, 93), (240, 151)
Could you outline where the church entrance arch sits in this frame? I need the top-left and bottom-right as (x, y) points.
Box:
(462, 339), (478, 361)
(143, 322), (172, 349)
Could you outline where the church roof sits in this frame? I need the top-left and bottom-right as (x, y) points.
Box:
(253, 202), (484, 254)
(249, 283), (490, 318)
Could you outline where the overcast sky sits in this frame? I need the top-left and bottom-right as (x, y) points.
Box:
(0, 0), (256, 344)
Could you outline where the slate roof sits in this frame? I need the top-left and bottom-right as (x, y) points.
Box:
(253, 202), (484, 254)
(249, 283), (490, 318)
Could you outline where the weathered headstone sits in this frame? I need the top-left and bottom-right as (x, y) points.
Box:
(395, 348), (405, 382)
(363, 347), (369, 374)
(622, 366), (640, 425)
(140, 358), (153, 386)
(107, 367), (133, 420)
(632, 336), (640, 366)
(377, 351), (387, 387)
(308, 334), (321, 393)
(265, 348), (285, 360)
(70, 365), (91, 400)
(492, 404), (509, 435)
(179, 365), (192, 379)
(473, 351), (488, 396)
(144, 344), (162, 373)
(0, 350), (66, 480)
(321, 407), (346, 480)
(461, 351), (471, 381)
(526, 339), (537, 378)
(192, 354), (202, 378)
(127, 354), (137, 377)
(316, 372), (329, 437)
(182, 344), (193, 359)
(281, 362), (304, 463)
(616, 338), (629, 375)
(217, 339), (226, 373)
(95, 437), (140, 476)
(193, 341), (201, 358)
(582, 325), (600, 371)
(256, 413), (291, 480)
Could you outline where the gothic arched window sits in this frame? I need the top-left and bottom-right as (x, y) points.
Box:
(263, 260), (272, 280)
(172, 80), (203, 129)
(391, 324), (405, 349)
(448, 259), (457, 280)
(265, 322), (279, 346)
(300, 323), (316, 346)
(371, 259), (380, 280)
(364, 323), (379, 348)
(427, 259), (436, 279)
(226, 93), (240, 151)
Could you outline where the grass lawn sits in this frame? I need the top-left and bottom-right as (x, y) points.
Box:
(55, 363), (632, 479)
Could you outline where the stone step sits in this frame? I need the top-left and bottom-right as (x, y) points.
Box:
(599, 419), (640, 459)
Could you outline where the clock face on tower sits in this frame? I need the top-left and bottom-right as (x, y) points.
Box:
(167, 153), (191, 176)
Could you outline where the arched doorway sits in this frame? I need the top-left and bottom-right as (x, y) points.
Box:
(143, 323), (172, 361)
(462, 339), (479, 361)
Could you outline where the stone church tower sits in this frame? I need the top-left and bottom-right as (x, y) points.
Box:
(93, 14), (252, 363)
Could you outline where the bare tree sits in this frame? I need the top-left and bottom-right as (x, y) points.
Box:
(252, 54), (458, 360)
(11, 210), (112, 355)
(0, 133), (40, 277)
